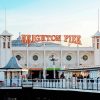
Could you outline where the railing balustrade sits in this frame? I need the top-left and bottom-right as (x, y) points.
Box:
(0, 78), (100, 91)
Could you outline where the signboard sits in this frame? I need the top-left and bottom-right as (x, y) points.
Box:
(21, 34), (82, 45)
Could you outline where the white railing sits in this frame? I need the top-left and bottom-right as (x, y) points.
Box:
(0, 78), (100, 92)
(32, 78), (100, 91)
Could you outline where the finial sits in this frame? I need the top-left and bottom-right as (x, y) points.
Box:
(17, 32), (21, 40)
(19, 32), (21, 36)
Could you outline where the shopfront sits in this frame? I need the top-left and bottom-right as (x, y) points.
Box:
(46, 68), (62, 79)
(28, 68), (43, 79)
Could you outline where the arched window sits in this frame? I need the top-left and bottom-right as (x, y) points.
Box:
(66, 55), (72, 61)
(16, 55), (21, 61)
(3, 42), (6, 48)
(33, 55), (38, 61)
(8, 42), (10, 48)
(83, 55), (88, 61)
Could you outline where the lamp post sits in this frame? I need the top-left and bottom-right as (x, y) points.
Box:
(50, 55), (57, 79)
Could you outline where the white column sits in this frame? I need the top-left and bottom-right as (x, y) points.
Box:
(59, 36), (62, 79)
(77, 45), (79, 68)
(26, 44), (28, 68)
(43, 43), (46, 79)
(5, 36), (7, 64)
(60, 41), (62, 69)
(53, 64), (56, 79)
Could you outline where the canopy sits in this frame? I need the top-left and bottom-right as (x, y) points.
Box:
(0, 56), (22, 71)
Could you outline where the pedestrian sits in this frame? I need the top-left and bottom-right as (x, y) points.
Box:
(60, 72), (65, 79)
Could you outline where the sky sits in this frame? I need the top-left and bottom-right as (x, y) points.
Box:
(0, 0), (100, 46)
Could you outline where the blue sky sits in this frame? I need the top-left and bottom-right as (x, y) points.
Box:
(0, 0), (100, 46)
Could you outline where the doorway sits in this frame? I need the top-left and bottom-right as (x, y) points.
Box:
(28, 70), (43, 79)
(46, 70), (59, 79)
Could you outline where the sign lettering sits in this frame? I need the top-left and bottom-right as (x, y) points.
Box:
(21, 34), (82, 45)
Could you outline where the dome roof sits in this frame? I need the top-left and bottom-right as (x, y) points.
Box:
(92, 30), (100, 37)
(0, 30), (12, 36)
(12, 38), (61, 47)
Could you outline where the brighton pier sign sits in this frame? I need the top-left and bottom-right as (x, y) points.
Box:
(21, 34), (82, 45)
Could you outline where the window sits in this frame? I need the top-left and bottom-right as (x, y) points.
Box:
(3, 42), (6, 48)
(8, 36), (10, 41)
(66, 55), (72, 61)
(83, 55), (88, 61)
(8, 42), (10, 48)
(97, 39), (99, 42)
(3, 36), (6, 41)
(97, 43), (99, 49)
(16, 55), (21, 61)
(33, 55), (38, 61)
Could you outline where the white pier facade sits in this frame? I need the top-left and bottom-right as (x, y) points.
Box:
(0, 30), (100, 93)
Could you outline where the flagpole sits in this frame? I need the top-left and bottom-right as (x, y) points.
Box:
(98, 8), (99, 31)
(5, 8), (6, 31)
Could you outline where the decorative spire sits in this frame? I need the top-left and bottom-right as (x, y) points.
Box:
(17, 32), (21, 40)
(92, 9), (100, 37)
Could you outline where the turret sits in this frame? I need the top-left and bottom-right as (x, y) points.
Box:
(92, 31), (100, 66)
(0, 30), (12, 67)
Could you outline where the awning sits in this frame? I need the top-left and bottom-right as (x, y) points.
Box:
(0, 69), (22, 71)
(46, 68), (61, 71)
(21, 68), (28, 71)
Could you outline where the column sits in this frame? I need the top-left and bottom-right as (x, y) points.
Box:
(26, 44), (28, 68)
(5, 36), (7, 65)
(60, 46), (62, 70)
(77, 45), (79, 68)
(43, 43), (46, 79)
